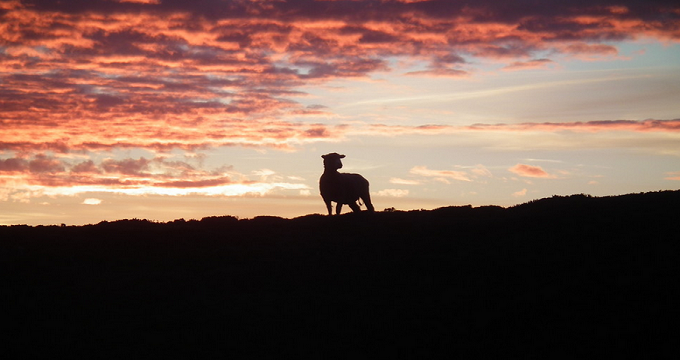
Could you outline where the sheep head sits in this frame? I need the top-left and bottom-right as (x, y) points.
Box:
(322, 153), (345, 170)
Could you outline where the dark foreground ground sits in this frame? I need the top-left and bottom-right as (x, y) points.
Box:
(2, 191), (679, 357)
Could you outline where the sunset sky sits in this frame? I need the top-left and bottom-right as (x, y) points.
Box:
(2, 0), (679, 225)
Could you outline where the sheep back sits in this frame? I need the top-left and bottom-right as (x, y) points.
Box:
(320, 172), (368, 205)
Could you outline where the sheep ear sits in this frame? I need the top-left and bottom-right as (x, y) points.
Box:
(321, 154), (327, 159)
(339, 154), (346, 158)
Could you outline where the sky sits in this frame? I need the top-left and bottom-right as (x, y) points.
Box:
(1, 0), (679, 225)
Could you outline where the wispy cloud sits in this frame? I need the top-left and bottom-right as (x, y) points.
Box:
(354, 119), (680, 137)
(406, 164), (493, 185)
(503, 58), (555, 71)
(389, 177), (421, 185)
(410, 166), (472, 183)
(344, 75), (655, 108)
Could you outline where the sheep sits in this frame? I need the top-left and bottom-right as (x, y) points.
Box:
(319, 153), (375, 215)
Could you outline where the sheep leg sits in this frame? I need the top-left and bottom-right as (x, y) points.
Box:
(324, 199), (333, 216)
(348, 201), (361, 213)
(335, 203), (343, 215)
(362, 193), (375, 212)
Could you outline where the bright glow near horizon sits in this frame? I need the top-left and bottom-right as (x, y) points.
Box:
(1, 0), (679, 225)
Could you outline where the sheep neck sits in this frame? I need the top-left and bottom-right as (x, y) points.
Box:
(323, 163), (342, 176)
(324, 169), (341, 177)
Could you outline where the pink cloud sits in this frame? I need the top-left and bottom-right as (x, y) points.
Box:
(71, 160), (101, 174)
(560, 43), (619, 56)
(405, 68), (470, 77)
(28, 154), (65, 174)
(0, 157), (28, 172)
(101, 158), (151, 176)
(117, 0), (160, 4)
(508, 164), (555, 179)
(503, 58), (555, 71)
(410, 166), (471, 182)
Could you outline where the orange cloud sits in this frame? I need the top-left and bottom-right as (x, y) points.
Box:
(664, 171), (680, 181)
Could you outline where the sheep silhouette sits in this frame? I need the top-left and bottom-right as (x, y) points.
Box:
(319, 153), (375, 215)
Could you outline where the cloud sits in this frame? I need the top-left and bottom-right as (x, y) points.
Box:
(470, 119), (680, 133)
(410, 166), (471, 183)
(374, 189), (410, 198)
(405, 68), (470, 77)
(0, 157), (28, 172)
(82, 198), (102, 205)
(389, 177), (421, 185)
(356, 119), (680, 137)
(559, 43), (620, 61)
(404, 164), (491, 185)
(508, 164), (556, 178)
(503, 58), (555, 71)
(512, 188), (528, 197)
(71, 160), (101, 174)
(116, 0), (160, 4)
(0, 154), (309, 199)
(664, 171), (680, 180)
(0, 0), (678, 156)
(28, 154), (65, 174)
(470, 165), (493, 178)
(101, 157), (151, 176)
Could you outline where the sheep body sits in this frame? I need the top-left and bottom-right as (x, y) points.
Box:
(319, 153), (375, 215)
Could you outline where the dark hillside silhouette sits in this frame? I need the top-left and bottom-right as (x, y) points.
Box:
(2, 190), (679, 357)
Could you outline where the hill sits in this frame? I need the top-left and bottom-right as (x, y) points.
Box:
(2, 190), (679, 357)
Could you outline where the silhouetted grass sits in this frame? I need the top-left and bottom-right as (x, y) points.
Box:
(2, 190), (678, 357)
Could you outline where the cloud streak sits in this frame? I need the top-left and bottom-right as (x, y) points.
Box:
(0, 154), (309, 200)
(410, 166), (472, 183)
(357, 119), (680, 137)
